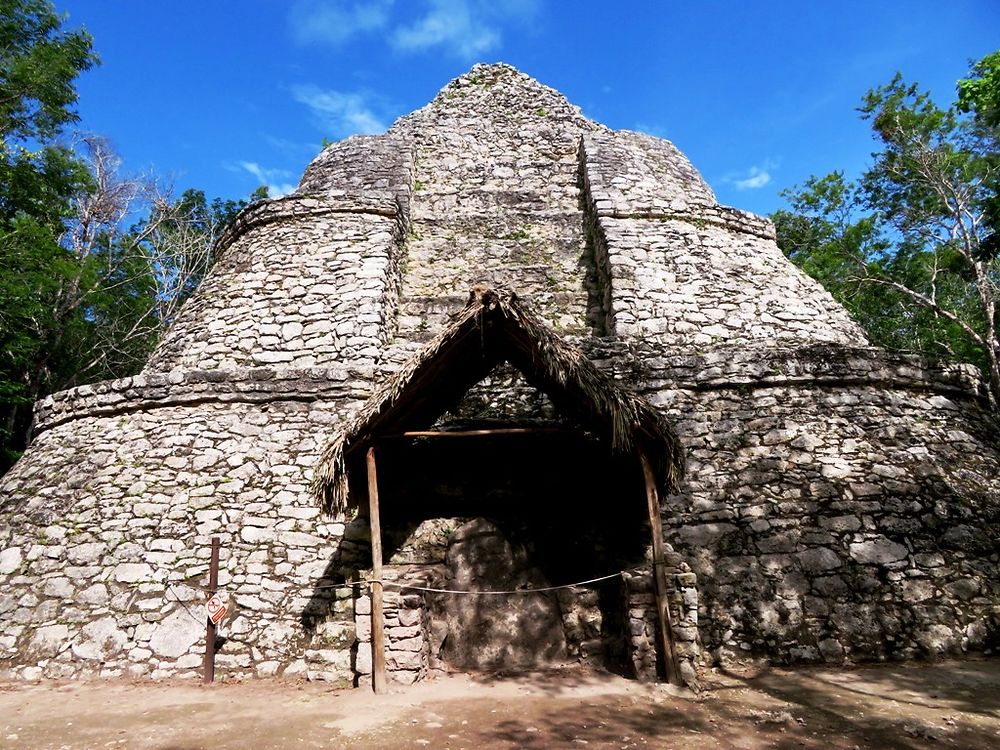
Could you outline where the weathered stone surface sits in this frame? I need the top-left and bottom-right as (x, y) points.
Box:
(29, 624), (68, 656)
(429, 519), (567, 671)
(114, 563), (155, 583)
(818, 638), (844, 661)
(0, 547), (22, 575)
(71, 617), (127, 661)
(0, 62), (997, 688)
(798, 547), (842, 573)
(849, 538), (909, 566)
(917, 624), (958, 654)
(147, 609), (203, 658)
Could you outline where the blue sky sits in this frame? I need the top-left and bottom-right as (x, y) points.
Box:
(56, 0), (999, 216)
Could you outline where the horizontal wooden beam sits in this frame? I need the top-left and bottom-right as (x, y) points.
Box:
(388, 427), (573, 438)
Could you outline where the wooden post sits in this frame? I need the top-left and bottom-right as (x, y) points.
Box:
(366, 447), (388, 695)
(202, 535), (220, 685)
(639, 451), (680, 686)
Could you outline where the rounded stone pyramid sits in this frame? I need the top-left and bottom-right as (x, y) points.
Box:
(1, 63), (997, 684)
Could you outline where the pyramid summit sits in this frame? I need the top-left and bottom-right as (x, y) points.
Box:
(1, 64), (997, 686)
(150, 62), (864, 374)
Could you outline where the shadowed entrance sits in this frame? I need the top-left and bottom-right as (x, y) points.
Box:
(312, 286), (688, 691)
(372, 428), (651, 674)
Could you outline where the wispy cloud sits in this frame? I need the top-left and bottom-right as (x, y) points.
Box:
(724, 159), (779, 191)
(392, 0), (499, 57)
(634, 122), (668, 138)
(292, 85), (388, 138)
(236, 161), (298, 197)
(289, 0), (393, 45)
(733, 167), (772, 190)
(289, 0), (539, 59)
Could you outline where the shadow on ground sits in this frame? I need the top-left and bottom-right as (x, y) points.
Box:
(468, 659), (1000, 750)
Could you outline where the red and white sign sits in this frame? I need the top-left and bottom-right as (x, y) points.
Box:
(206, 593), (228, 625)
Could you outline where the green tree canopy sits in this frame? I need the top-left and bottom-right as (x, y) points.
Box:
(0, 5), (254, 475)
(773, 51), (1000, 409)
(0, 1), (97, 471)
(957, 50), (1000, 129)
(0, 0), (97, 140)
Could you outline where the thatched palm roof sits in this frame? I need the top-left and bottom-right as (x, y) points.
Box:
(312, 285), (684, 515)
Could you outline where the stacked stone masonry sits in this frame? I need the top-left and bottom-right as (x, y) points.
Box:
(146, 194), (408, 373)
(2, 64), (998, 686)
(390, 67), (601, 339)
(580, 133), (869, 345)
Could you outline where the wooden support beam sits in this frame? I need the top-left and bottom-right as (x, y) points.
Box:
(640, 450), (680, 686)
(366, 446), (388, 695)
(202, 536), (220, 685)
(392, 427), (572, 438)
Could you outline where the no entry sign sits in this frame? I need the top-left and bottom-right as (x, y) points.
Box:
(205, 593), (227, 625)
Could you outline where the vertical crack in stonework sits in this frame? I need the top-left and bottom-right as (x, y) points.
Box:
(578, 138), (614, 337)
(389, 64), (598, 343)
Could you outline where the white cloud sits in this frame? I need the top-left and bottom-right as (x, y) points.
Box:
(289, 0), (393, 45)
(724, 160), (779, 191)
(290, 0), (539, 58)
(237, 161), (298, 197)
(733, 167), (772, 190)
(292, 85), (388, 138)
(392, 0), (500, 58)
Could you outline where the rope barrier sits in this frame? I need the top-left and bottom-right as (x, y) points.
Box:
(150, 562), (667, 598)
(377, 570), (628, 595)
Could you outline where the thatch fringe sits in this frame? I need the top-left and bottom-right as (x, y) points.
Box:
(311, 286), (684, 515)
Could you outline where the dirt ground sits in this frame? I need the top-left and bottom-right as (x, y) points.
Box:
(1, 659), (998, 749)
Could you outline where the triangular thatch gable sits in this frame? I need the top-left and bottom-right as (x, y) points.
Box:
(312, 286), (684, 515)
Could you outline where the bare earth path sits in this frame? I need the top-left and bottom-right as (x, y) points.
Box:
(1, 660), (998, 749)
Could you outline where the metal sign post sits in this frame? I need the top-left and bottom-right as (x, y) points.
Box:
(202, 536), (221, 685)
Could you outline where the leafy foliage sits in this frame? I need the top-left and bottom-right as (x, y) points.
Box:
(0, 0), (98, 140)
(957, 50), (1000, 128)
(0, 5), (254, 474)
(773, 52), (1000, 409)
(0, 1), (97, 470)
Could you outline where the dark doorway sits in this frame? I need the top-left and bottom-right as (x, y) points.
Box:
(369, 429), (650, 675)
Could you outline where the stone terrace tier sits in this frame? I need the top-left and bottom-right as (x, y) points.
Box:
(1, 64), (996, 685)
(146, 63), (865, 373)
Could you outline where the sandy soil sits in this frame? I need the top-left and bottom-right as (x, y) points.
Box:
(1, 659), (998, 749)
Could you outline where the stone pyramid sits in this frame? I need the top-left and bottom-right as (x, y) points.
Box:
(1, 64), (996, 683)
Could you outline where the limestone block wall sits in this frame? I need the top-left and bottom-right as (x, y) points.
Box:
(350, 565), (702, 688)
(0, 369), (377, 682)
(388, 65), (601, 340)
(2, 63), (998, 688)
(630, 345), (1000, 663)
(580, 135), (868, 347)
(623, 567), (700, 685)
(353, 570), (433, 687)
(146, 198), (409, 373)
(581, 130), (716, 214)
(5, 341), (994, 682)
(297, 134), (414, 214)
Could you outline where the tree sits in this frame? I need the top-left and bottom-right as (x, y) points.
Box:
(773, 52), (1000, 410)
(0, 0), (97, 470)
(0, 0), (97, 140)
(0, 4), (256, 473)
(51, 136), (241, 380)
(0, 134), (253, 472)
(957, 50), (1000, 128)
